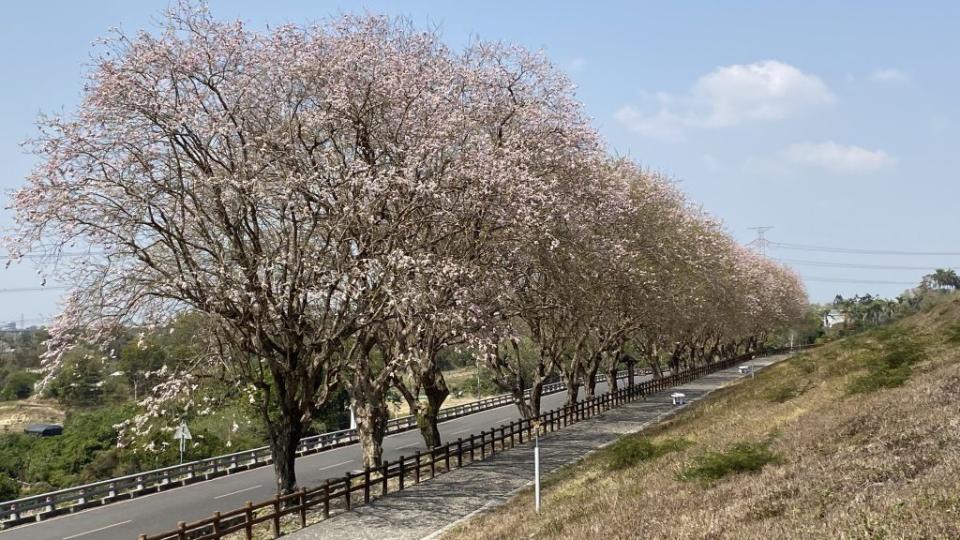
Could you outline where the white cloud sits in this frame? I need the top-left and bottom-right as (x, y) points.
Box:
(780, 142), (897, 174)
(615, 60), (835, 141)
(869, 68), (907, 83)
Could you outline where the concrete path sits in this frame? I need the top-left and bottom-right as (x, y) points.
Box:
(287, 353), (793, 540)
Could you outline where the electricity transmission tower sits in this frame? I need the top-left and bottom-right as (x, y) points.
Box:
(747, 226), (774, 256)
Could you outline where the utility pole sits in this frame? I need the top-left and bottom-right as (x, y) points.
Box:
(747, 226), (774, 256)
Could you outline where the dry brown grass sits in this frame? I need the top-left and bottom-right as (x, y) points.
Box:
(445, 294), (960, 539)
(0, 398), (64, 433)
(386, 367), (494, 418)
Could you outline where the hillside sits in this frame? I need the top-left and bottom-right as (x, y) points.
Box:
(0, 399), (64, 433)
(447, 293), (960, 539)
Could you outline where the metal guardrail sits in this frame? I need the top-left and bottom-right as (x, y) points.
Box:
(0, 368), (636, 527)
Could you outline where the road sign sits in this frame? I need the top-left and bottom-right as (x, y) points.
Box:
(174, 423), (192, 441)
(174, 423), (192, 464)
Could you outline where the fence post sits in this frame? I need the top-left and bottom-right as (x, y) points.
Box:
(344, 474), (352, 510)
(243, 500), (254, 540)
(430, 448), (436, 478)
(272, 493), (281, 538)
(469, 434), (476, 461)
(480, 431), (486, 459)
(398, 457), (405, 490)
(457, 439), (463, 467)
(323, 481), (330, 519)
(364, 466), (371, 503)
(415, 451), (421, 484)
(212, 511), (222, 539)
(445, 443), (451, 470)
(177, 521), (187, 540)
(381, 462), (388, 496)
(518, 421), (524, 444)
(298, 488), (307, 528)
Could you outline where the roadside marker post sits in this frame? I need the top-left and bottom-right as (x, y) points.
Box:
(533, 420), (542, 514)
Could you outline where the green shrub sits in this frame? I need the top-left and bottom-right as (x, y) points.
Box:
(846, 366), (912, 394)
(0, 371), (40, 400)
(607, 437), (690, 470)
(764, 381), (808, 403)
(680, 441), (782, 483)
(846, 333), (926, 395)
(945, 322), (960, 346)
(0, 474), (19, 501)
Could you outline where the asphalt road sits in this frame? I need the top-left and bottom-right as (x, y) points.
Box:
(1, 375), (645, 540)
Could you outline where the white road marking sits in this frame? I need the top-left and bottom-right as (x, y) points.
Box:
(317, 459), (353, 472)
(495, 417), (514, 424)
(62, 520), (132, 539)
(395, 442), (420, 450)
(450, 428), (473, 435)
(213, 484), (262, 500)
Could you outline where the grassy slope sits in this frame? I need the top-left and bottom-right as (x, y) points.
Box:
(0, 399), (64, 433)
(447, 294), (960, 539)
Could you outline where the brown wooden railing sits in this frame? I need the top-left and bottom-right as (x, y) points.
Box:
(139, 347), (806, 540)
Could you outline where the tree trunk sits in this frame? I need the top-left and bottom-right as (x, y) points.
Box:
(584, 363), (600, 399)
(267, 413), (303, 494)
(607, 367), (619, 392)
(353, 397), (388, 468)
(417, 373), (448, 448)
(563, 370), (580, 407)
(397, 363), (450, 449)
(670, 344), (684, 374)
(511, 379), (543, 419)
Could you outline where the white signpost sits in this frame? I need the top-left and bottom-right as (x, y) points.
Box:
(533, 420), (541, 514)
(174, 422), (192, 464)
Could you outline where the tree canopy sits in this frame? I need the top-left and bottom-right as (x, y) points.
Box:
(6, 4), (808, 492)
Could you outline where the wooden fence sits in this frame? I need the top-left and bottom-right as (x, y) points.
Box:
(139, 348), (801, 540)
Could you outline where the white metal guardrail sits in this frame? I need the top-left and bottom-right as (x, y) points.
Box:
(0, 369), (639, 527)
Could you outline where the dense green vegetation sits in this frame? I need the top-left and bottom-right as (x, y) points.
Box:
(679, 441), (782, 483)
(0, 319), (350, 501)
(845, 327), (927, 395)
(606, 437), (690, 471)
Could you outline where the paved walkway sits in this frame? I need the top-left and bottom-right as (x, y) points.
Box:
(287, 354), (793, 540)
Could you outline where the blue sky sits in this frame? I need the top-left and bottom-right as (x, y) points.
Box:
(1, 1), (958, 324)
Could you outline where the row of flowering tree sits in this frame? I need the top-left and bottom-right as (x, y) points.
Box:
(5, 4), (807, 494)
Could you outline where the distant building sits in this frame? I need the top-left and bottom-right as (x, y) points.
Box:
(23, 423), (63, 437)
(824, 310), (845, 328)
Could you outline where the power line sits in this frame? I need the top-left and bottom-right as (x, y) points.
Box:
(801, 275), (919, 286)
(0, 286), (70, 293)
(777, 258), (958, 271)
(771, 242), (960, 257)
